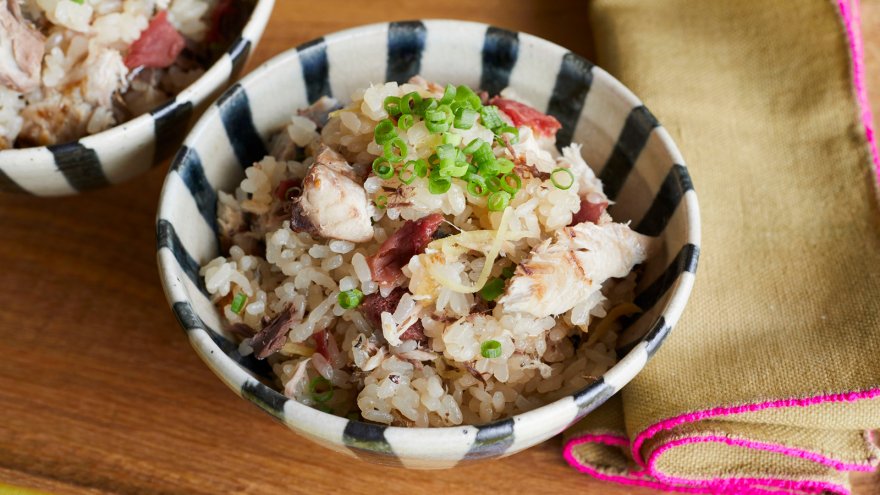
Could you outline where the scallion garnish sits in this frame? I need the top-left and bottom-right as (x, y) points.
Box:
(462, 138), (482, 155)
(383, 137), (408, 163)
(487, 190), (511, 211)
(397, 113), (414, 131)
(383, 96), (402, 116)
(230, 292), (247, 314)
(479, 105), (504, 130)
(399, 161), (417, 185)
(372, 157), (395, 179)
(454, 107), (478, 129)
(500, 172), (521, 194)
(467, 176), (488, 197)
(309, 376), (335, 403)
(374, 119), (397, 145)
(478, 278), (505, 302)
(337, 288), (364, 309)
(439, 84), (457, 105)
(428, 175), (452, 194)
(413, 158), (428, 178)
(480, 339), (503, 359)
(550, 167), (575, 190)
(400, 92), (422, 114)
(375, 195), (388, 209)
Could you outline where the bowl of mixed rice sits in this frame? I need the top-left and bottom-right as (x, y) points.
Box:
(157, 20), (700, 467)
(0, 0), (273, 195)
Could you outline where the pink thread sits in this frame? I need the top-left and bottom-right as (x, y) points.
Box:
(563, 436), (846, 495)
(646, 435), (869, 490)
(838, 0), (880, 183)
(631, 389), (880, 467)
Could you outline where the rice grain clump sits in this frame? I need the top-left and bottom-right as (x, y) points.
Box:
(0, 0), (254, 149)
(201, 78), (653, 427)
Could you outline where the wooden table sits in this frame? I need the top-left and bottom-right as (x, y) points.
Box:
(1, 1), (878, 494)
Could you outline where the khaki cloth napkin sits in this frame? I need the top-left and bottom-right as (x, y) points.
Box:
(563, 1), (880, 493)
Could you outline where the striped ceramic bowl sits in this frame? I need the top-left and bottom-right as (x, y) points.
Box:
(157, 20), (700, 468)
(0, 0), (275, 196)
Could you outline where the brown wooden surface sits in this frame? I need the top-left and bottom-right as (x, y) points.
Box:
(1, 1), (878, 494)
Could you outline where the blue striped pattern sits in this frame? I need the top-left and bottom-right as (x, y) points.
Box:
(217, 84), (268, 169)
(157, 20), (700, 467)
(297, 38), (332, 103)
(171, 146), (218, 238)
(600, 106), (660, 200)
(480, 27), (519, 96)
(547, 53), (595, 150)
(386, 21), (427, 84)
(49, 142), (109, 191)
(157, 219), (207, 296)
(464, 419), (515, 459)
(151, 98), (194, 163)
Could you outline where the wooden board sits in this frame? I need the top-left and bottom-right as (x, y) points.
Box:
(0, 1), (877, 493)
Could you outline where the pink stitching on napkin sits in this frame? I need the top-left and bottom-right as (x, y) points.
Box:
(563, 388), (879, 495)
(838, 0), (880, 183)
(630, 389), (880, 467)
(562, 435), (848, 495)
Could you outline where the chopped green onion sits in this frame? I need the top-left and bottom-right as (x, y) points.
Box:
(439, 84), (457, 105)
(495, 125), (519, 143)
(428, 176), (452, 194)
(479, 278), (506, 302)
(480, 105), (505, 130)
(485, 176), (502, 192)
(480, 339), (503, 358)
(400, 92), (422, 114)
(478, 159), (501, 177)
(415, 97), (438, 116)
(425, 119), (450, 134)
(383, 96), (402, 116)
(372, 157), (395, 179)
(487, 190), (511, 211)
(383, 137), (408, 163)
(454, 84), (482, 110)
(309, 376), (334, 402)
(454, 107), (478, 129)
(70, 0), (84, 4)
(500, 172), (522, 194)
(501, 265), (516, 279)
(374, 119), (397, 145)
(471, 142), (495, 167)
(444, 161), (469, 178)
(467, 176), (488, 197)
(463, 138), (483, 155)
(442, 132), (462, 147)
(337, 288), (364, 309)
(550, 167), (575, 190)
(397, 114), (414, 131)
(399, 161), (417, 185)
(375, 195), (388, 209)
(230, 292), (247, 314)
(495, 158), (515, 174)
(413, 158), (428, 178)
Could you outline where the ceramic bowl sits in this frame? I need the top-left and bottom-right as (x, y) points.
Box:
(157, 20), (700, 468)
(0, 0), (275, 196)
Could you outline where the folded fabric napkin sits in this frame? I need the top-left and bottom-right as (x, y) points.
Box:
(563, 1), (880, 493)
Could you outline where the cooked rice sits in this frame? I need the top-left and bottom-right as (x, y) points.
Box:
(202, 79), (648, 427)
(0, 0), (230, 149)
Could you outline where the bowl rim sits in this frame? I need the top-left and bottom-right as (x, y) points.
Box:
(0, 0), (276, 159)
(157, 18), (701, 452)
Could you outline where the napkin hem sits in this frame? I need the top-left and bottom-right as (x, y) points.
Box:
(563, 434), (848, 495)
(630, 389), (880, 468)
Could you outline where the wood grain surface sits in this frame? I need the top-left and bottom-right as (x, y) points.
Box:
(1, 1), (878, 494)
